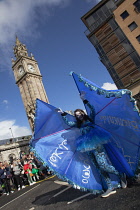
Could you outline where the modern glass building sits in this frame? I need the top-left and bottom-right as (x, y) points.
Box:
(81, 0), (140, 109)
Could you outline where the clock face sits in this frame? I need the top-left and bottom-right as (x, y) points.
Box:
(18, 66), (24, 75)
(28, 64), (35, 72)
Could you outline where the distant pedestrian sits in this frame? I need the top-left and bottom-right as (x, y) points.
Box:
(13, 160), (25, 191)
(0, 163), (14, 195)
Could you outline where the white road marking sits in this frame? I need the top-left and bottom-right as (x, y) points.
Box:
(0, 184), (40, 210)
(29, 207), (35, 210)
(53, 186), (72, 198)
(67, 193), (91, 204)
(54, 180), (69, 186)
(53, 180), (91, 204)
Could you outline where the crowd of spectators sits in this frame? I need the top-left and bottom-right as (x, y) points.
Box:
(0, 152), (51, 196)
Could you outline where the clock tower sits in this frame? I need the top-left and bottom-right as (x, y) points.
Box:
(12, 37), (49, 131)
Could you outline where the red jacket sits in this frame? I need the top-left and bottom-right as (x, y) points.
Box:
(23, 164), (32, 174)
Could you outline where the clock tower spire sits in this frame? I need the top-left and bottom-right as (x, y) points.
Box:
(14, 36), (28, 58)
(12, 37), (49, 131)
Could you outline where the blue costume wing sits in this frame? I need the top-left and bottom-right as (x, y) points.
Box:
(71, 72), (140, 177)
(30, 99), (107, 194)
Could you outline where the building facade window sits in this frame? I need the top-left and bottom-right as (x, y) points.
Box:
(128, 22), (138, 31)
(120, 11), (129, 20)
(134, 0), (140, 13)
(9, 153), (16, 163)
(136, 35), (140, 43)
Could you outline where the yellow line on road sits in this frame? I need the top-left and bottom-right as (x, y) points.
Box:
(0, 185), (40, 210)
(0, 175), (56, 210)
(35, 175), (56, 183)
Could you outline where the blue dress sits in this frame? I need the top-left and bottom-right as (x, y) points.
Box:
(63, 102), (111, 152)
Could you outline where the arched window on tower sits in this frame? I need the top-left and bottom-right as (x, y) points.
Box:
(9, 153), (16, 164)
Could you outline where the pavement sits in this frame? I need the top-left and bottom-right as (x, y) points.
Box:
(0, 175), (140, 210)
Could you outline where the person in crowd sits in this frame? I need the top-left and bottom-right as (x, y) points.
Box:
(31, 164), (39, 182)
(23, 159), (35, 185)
(0, 162), (14, 196)
(0, 162), (6, 195)
(13, 159), (25, 190)
(20, 151), (26, 160)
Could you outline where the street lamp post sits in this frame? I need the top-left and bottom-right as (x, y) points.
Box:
(9, 127), (19, 159)
(9, 128), (14, 138)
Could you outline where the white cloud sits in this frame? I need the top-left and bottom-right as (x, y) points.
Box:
(101, 82), (118, 90)
(0, 0), (70, 44)
(0, 0), (70, 69)
(2, 100), (8, 104)
(1, 100), (9, 110)
(0, 120), (31, 140)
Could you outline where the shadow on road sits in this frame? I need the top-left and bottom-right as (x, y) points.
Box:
(32, 179), (140, 210)
(32, 184), (97, 206)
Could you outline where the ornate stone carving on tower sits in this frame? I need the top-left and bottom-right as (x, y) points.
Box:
(12, 37), (49, 131)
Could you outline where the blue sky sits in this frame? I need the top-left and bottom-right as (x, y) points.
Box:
(0, 0), (117, 140)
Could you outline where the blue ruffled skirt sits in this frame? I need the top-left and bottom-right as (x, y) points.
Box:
(76, 125), (111, 152)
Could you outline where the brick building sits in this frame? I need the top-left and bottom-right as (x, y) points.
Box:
(81, 0), (140, 109)
(0, 135), (31, 163)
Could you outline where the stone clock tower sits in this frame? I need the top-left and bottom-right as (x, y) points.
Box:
(12, 37), (49, 131)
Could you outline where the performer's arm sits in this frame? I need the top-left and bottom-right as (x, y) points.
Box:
(61, 112), (77, 127)
(83, 100), (96, 123)
(80, 92), (96, 121)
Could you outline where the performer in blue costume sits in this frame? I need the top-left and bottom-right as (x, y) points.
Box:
(58, 92), (127, 198)
(31, 72), (139, 198)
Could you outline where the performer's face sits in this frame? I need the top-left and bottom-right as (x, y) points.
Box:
(75, 111), (85, 121)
